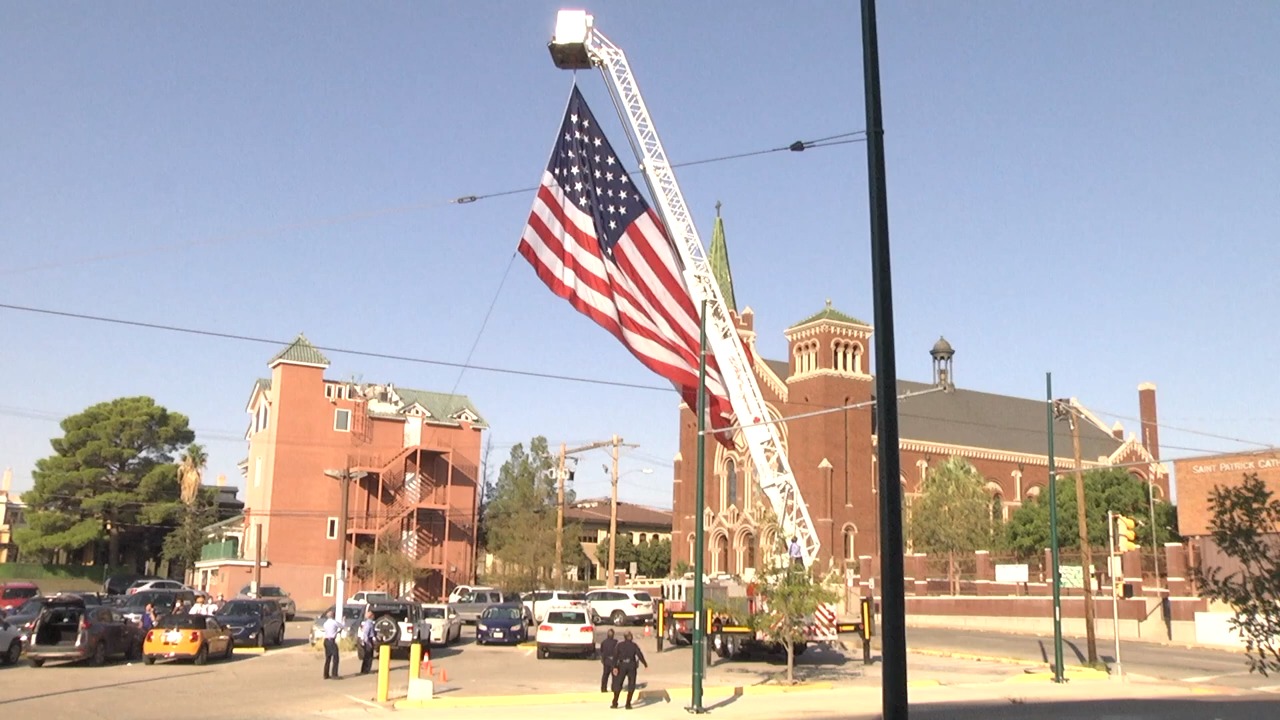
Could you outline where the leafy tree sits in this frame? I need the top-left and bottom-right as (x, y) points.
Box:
(162, 487), (217, 580)
(1005, 468), (1179, 559)
(17, 397), (194, 567)
(353, 530), (421, 595)
(909, 458), (993, 593)
(596, 533), (672, 579)
(482, 437), (585, 589)
(1195, 473), (1280, 676)
(751, 535), (839, 684)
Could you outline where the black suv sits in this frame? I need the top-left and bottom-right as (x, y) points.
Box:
(368, 601), (431, 653)
(214, 599), (286, 647)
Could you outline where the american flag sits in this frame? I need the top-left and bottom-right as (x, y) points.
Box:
(518, 86), (734, 441)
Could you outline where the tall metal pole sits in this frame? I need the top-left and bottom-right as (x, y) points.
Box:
(860, 2), (907, 717)
(690, 300), (709, 713)
(555, 443), (567, 582)
(1046, 374), (1065, 683)
(608, 434), (621, 588)
(1108, 510), (1123, 679)
(1070, 412), (1099, 665)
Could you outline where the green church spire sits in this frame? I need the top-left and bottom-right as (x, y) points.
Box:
(708, 201), (738, 314)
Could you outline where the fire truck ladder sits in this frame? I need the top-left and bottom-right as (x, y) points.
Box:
(548, 10), (821, 568)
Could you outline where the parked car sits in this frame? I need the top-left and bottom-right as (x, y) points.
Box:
(347, 590), (393, 606)
(126, 579), (193, 595)
(367, 600), (430, 653)
(535, 607), (595, 659)
(446, 584), (483, 604)
(585, 588), (655, 626)
(215, 599), (285, 647)
(118, 589), (197, 624)
(236, 584), (296, 620)
(26, 596), (144, 667)
(0, 582), (39, 611)
(475, 603), (530, 646)
(451, 588), (521, 624)
(524, 590), (589, 624)
(2, 597), (50, 643)
(143, 614), (234, 665)
(1, 615), (24, 665)
(309, 605), (361, 646)
(103, 574), (162, 596)
(420, 603), (463, 646)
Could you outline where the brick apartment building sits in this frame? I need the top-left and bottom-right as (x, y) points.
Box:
(197, 335), (486, 610)
(672, 215), (1168, 577)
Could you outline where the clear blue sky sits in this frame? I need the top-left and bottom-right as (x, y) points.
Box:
(3, 2), (1277, 509)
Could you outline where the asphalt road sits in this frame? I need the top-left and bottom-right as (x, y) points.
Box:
(905, 626), (1280, 691)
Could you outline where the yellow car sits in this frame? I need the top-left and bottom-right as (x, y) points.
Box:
(143, 614), (234, 665)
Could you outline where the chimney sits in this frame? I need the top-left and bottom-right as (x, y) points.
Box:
(1111, 421), (1124, 441)
(1138, 382), (1160, 461)
(216, 473), (226, 487)
(1, 467), (11, 494)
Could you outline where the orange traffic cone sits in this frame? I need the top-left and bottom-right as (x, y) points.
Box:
(644, 623), (652, 638)
(441, 668), (448, 683)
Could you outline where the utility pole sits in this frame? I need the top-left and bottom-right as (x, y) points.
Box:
(554, 439), (617, 582)
(1064, 404), (1099, 665)
(1046, 374), (1065, 683)
(606, 434), (640, 588)
(324, 468), (367, 621)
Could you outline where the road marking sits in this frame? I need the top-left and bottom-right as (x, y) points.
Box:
(1181, 671), (1251, 683)
(345, 694), (384, 710)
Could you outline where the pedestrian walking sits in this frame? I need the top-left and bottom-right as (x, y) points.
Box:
(321, 609), (342, 680)
(610, 630), (648, 709)
(358, 609), (375, 675)
(598, 628), (618, 692)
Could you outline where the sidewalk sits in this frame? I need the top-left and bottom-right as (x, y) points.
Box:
(391, 674), (1247, 720)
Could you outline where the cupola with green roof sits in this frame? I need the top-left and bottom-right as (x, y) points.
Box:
(269, 333), (330, 369)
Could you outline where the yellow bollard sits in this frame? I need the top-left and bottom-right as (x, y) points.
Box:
(376, 645), (391, 703)
(409, 642), (422, 681)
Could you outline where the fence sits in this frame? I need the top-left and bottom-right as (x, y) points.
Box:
(0, 563), (107, 582)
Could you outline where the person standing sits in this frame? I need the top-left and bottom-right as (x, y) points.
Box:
(788, 537), (804, 568)
(358, 609), (375, 675)
(141, 603), (156, 632)
(322, 609), (342, 680)
(190, 596), (206, 616)
(598, 628), (618, 693)
(610, 630), (648, 710)
(204, 595), (219, 615)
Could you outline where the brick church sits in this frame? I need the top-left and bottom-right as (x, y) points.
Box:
(671, 212), (1168, 577)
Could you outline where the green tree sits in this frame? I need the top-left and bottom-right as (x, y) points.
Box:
(595, 533), (670, 579)
(162, 487), (217, 580)
(1005, 468), (1179, 559)
(17, 397), (194, 567)
(353, 530), (420, 595)
(909, 458), (993, 593)
(1195, 473), (1280, 676)
(482, 437), (584, 589)
(177, 443), (208, 505)
(751, 538), (839, 684)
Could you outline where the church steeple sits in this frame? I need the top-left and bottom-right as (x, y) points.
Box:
(708, 201), (738, 314)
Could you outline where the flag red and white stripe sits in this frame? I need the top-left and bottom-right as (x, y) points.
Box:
(518, 87), (734, 441)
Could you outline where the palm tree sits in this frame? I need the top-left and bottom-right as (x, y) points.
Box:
(178, 443), (208, 505)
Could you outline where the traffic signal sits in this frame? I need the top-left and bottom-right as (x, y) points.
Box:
(1116, 515), (1138, 553)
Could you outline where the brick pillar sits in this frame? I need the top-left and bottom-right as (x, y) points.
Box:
(1164, 542), (1189, 596)
(974, 550), (993, 581)
(1121, 550), (1144, 596)
(910, 553), (929, 595)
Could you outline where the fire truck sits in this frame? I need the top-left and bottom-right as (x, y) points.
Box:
(546, 11), (871, 660)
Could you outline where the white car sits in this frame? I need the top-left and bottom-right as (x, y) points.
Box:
(446, 585), (486, 604)
(0, 616), (23, 665)
(126, 579), (193, 595)
(535, 607), (595, 659)
(523, 590), (589, 624)
(586, 589), (655, 626)
(420, 603), (463, 646)
(347, 591), (393, 606)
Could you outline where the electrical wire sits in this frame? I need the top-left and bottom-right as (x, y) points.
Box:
(6, 131), (864, 277)
(1086, 407), (1276, 450)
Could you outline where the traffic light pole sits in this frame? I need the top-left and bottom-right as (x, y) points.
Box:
(1108, 510), (1122, 680)
(1045, 374), (1065, 683)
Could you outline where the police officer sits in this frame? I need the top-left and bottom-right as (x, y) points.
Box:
(358, 609), (375, 675)
(598, 629), (618, 693)
(321, 609), (342, 680)
(610, 630), (648, 709)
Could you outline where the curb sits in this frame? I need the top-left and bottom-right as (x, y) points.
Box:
(1005, 667), (1110, 684)
(910, 647), (1038, 667)
(393, 681), (836, 709)
(233, 647), (267, 655)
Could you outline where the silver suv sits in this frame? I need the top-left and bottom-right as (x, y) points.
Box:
(585, 588), (654, 626)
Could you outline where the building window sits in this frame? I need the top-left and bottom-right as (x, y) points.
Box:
(323, 575), (335, 597)
(726, 458), (738, 508)
(326, 517), (338, 539)
(579, 534), (597, 544)
(842, 525), (857, 561)
(638, 533), (648, 544)
(334, 409), (351, 432)
(256, 403), (269, 433)
(325, 384), (335, 400)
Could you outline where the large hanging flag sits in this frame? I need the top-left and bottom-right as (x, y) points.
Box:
(518, 86), (734, 443)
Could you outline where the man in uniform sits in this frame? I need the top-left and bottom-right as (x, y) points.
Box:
(359, 609), (376, 675)
(321, 609), (342, 680)
(610, 630), (648, 709)
(598, 628), (618, 692)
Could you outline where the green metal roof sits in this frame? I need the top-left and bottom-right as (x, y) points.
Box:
(396, 388), (488, 428)
(269, 333), (330, 367)
(789, 302), (867, 329)
(708, 210), (737, 314)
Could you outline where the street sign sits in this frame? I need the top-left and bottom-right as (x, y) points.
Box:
(995, 564), (1029, 583)
(1060, 565), (1084, 589)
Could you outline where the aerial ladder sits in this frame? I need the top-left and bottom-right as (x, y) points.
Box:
(547, 9), (822, 572)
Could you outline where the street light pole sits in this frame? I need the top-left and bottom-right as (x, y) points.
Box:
(325, 468), (367, 624)
(1046, 374), (1065, 683)
(556, 443), (567, 583)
